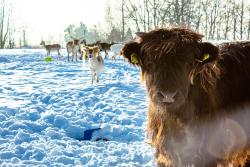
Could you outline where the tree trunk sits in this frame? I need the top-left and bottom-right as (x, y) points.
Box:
(121, 0), (125, 41)
(233, 17), (237, 40)
(175, 0), (180, 25)
(248, 20), (250, 40)
(239, 0), (244, 40)
(0, 0), (13, 49)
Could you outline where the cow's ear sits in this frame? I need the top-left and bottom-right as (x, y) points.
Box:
(199, 42), (219, 64)
(81, 46), (87, 51)
(135, 32), (146, 37)
(134, 32), (146, 43)
(120, 42), (141, 66)
(93, 46), (99, 52)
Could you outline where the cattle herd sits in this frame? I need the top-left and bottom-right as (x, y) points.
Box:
(42, 27), (250, 167)
(40, 39), (120, 83)
(40, 39), (119, 62)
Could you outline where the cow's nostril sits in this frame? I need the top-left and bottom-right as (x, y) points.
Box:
(157, 91), (164, 98)
(160, 91), (177, 104)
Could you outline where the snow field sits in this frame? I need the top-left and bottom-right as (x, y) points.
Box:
(0, 49), (155, 166)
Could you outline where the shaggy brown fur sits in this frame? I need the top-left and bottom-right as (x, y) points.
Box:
(121, 27), (250, 167)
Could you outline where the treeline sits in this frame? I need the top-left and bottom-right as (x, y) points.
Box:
(117, 0), (250, 40)
(63, 22), (133, 44)
(1, 0), (250, 49)
(0, 0), (15, 49)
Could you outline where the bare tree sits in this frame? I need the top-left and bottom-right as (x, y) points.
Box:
(124, 0), (141, 31)
(151, 0), (158, 28)
(248, 6), (250, 39)
(0, 0), (13, 49)
(221, 0), (232, 40)
(7, 28), (15, 48)
(105, 4), (115, 31)
(150, 0), (167, 28)
(104, 1), (123, 42)
(206, 0), (221, 39)
(192, 1), (203, 32)
(22, 30), (28, 48)
(121, 0), (125, 40)
(112, 0), (250, 41)
(158, 2), (171, 28)
(144, 0), (150, 31)
(239, 0), (245, 40)
(231, 2), (239, 40)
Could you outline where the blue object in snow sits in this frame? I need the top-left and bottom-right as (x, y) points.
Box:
(82, 128), (101, 140)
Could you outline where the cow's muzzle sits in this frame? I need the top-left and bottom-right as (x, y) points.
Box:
(158, 91), (177, 104)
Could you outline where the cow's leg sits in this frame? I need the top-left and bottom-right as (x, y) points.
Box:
(104, 50), (108, 59)
(68, 52), (70, 62)
(80, 53), (82, 61)
(91, 71), (94, 84)
(58, 50), (60, 60)
(96, 73), (99, 83)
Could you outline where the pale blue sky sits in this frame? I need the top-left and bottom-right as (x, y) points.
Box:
(12, 0), (112, 44)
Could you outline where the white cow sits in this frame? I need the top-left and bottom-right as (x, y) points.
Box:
(82, 46), (104, 84)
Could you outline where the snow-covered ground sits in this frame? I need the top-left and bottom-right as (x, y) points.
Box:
(0, 49), (155, 166)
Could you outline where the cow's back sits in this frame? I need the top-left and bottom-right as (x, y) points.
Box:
(216, 42), (250, 108)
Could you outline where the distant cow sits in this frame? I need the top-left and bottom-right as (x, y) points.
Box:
(66, 39), (80, 62)
(96, 41), (116, 59)
(40, 40), (61, 59)
(121, 28), (250, 167)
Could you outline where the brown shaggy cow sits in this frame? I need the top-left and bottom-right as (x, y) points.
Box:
(120, 27), (250, 167)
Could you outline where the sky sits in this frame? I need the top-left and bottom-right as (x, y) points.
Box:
(11, 0), (111, 45)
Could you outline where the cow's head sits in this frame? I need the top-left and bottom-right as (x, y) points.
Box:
(121, 28), (219, 111)
(81, 45), (100, 59)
